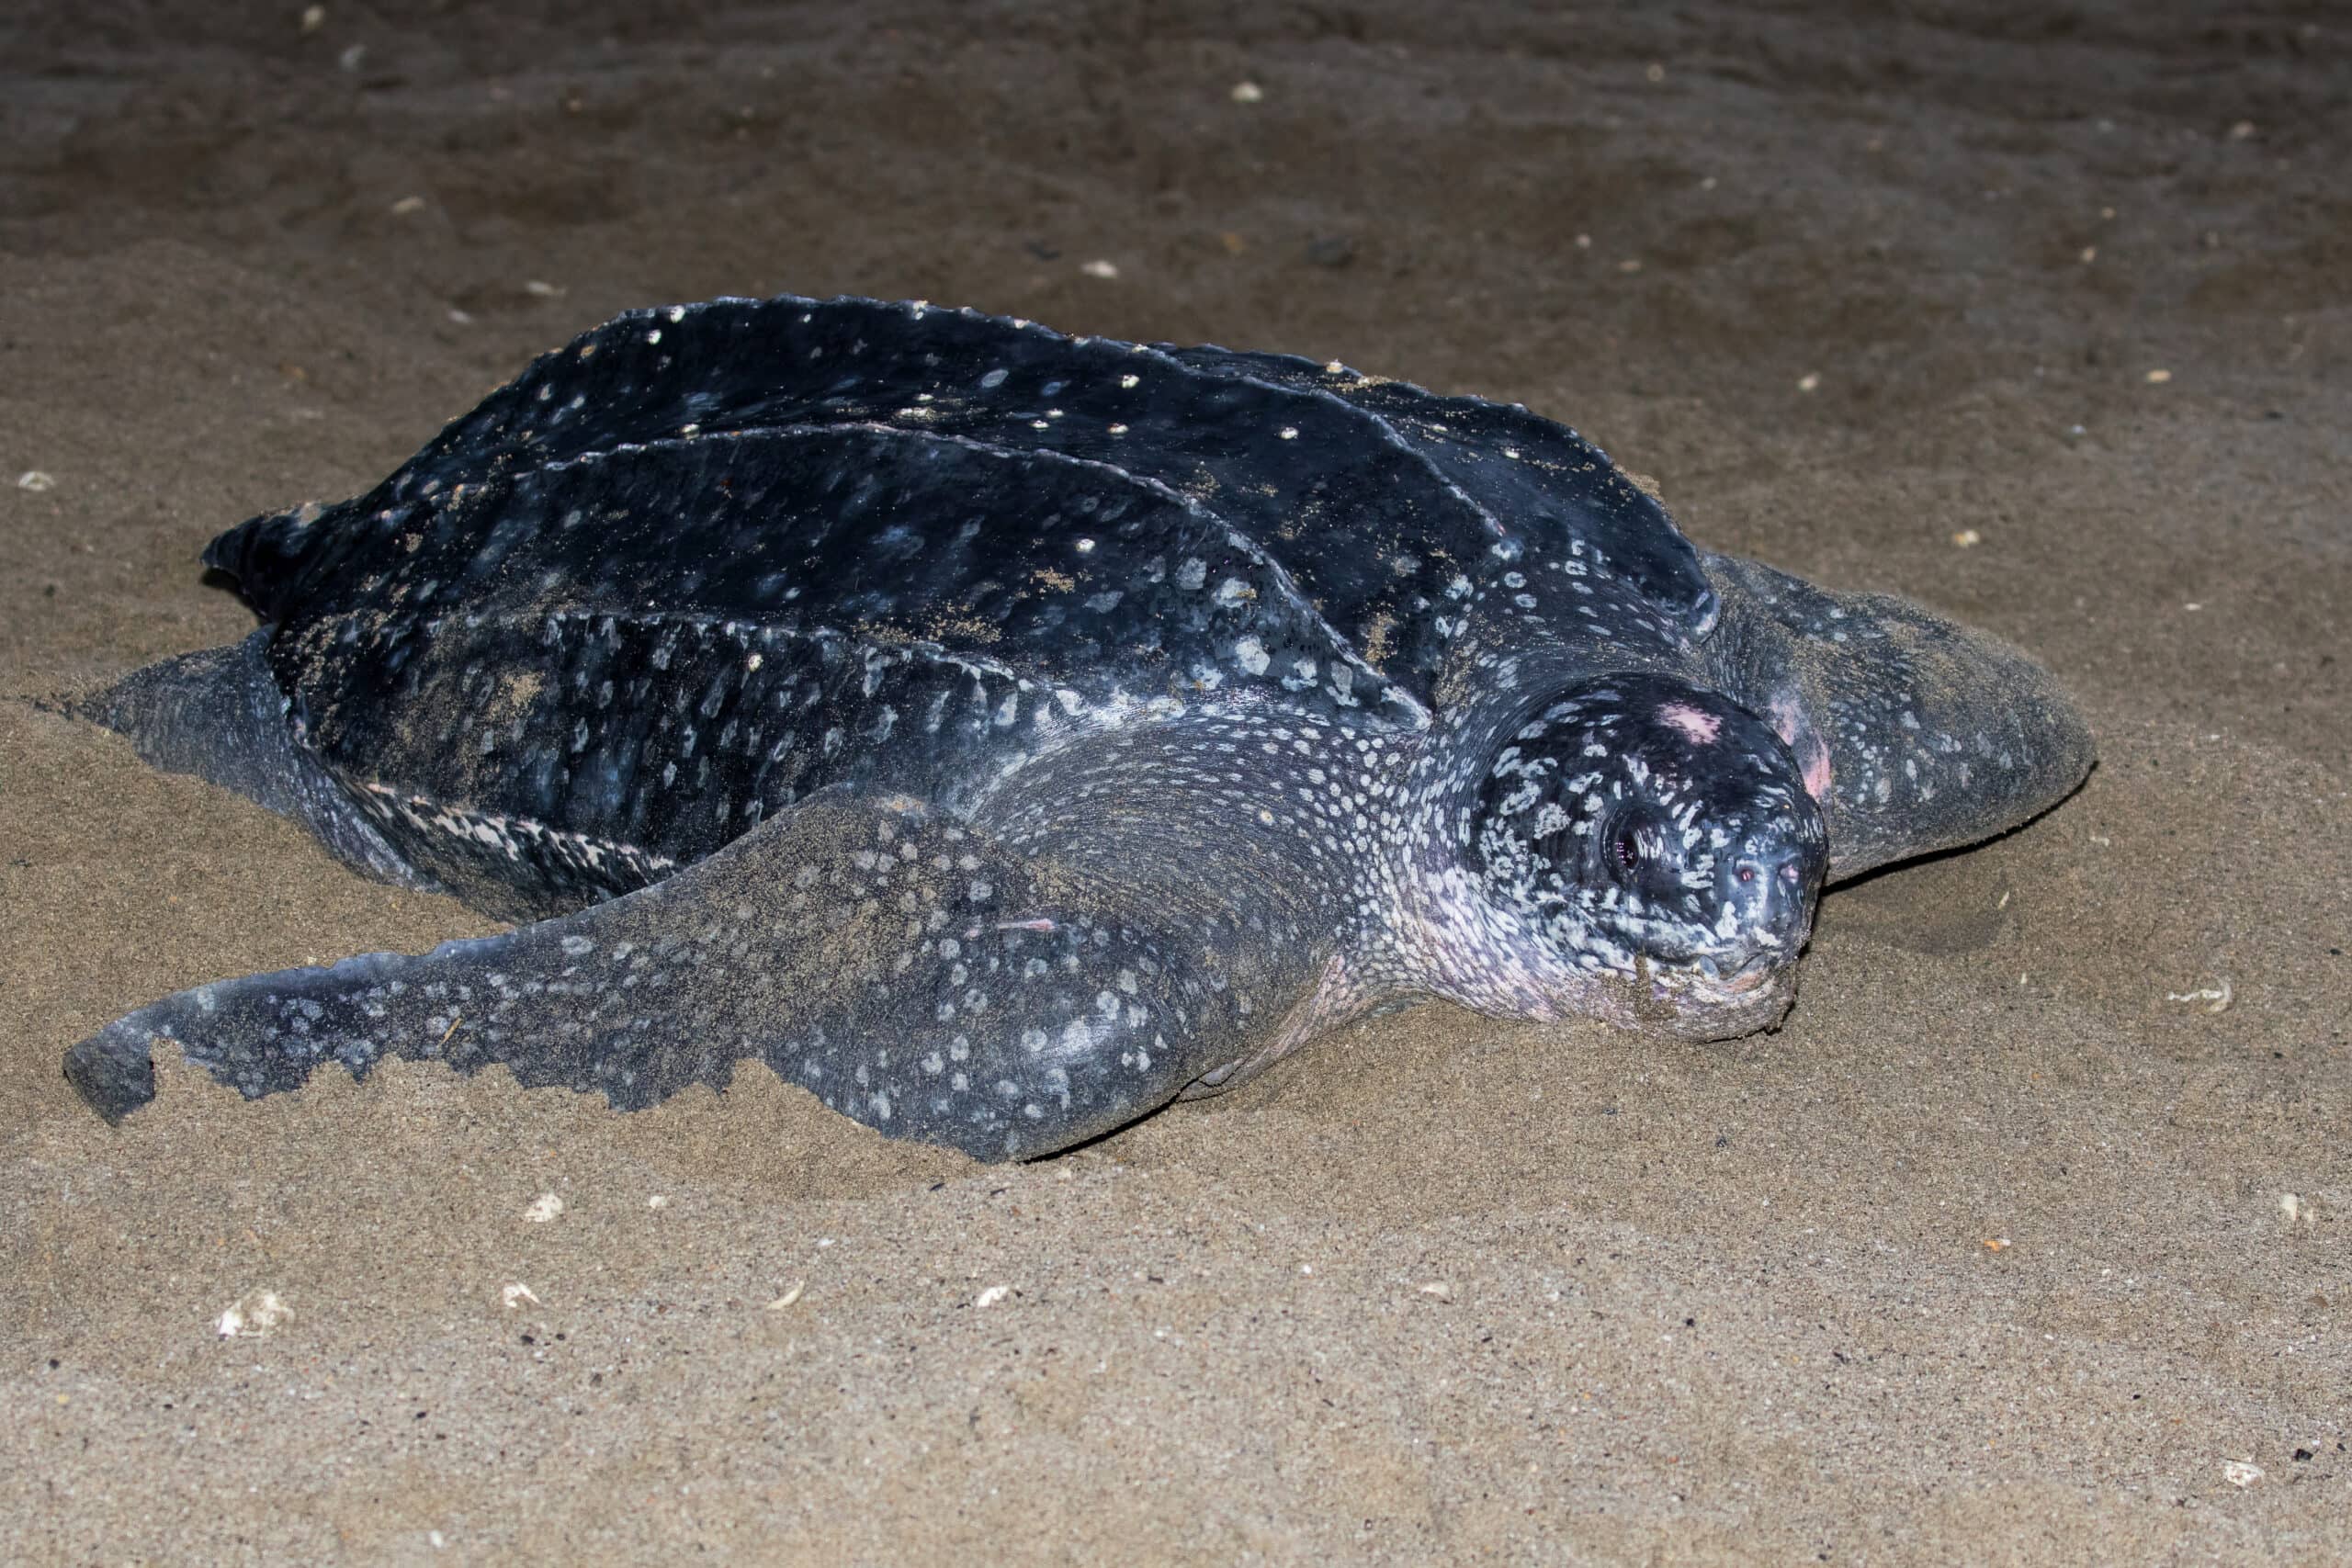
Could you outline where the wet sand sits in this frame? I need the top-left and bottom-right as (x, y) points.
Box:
(3, 2), (2346, 1561)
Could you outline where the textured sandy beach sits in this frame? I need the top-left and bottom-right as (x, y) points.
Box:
(3, 2), (2346, 1561)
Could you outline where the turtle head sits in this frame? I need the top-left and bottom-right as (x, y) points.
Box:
(1467, 674), (1827, 1038)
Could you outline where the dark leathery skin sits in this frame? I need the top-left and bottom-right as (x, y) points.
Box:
(66, 297), (2096, 1159)
(213, 296), (1717, 709)
(262, 423), (1419, 914)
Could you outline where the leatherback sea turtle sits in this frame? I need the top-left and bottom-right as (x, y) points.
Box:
(64, 296), (2093, 1159)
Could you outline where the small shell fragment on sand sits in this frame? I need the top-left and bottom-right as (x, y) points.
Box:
(217, 1289), (291, 1337)
(16, 470), (55, 491)
(300, 5), (324, 33)
(522, 1191), (565, 1223)
(1230, 81), (1263, 103)
(390, 195), (426, 216)
(1080, 259), (1120, 280)
(501, 1281), (540, 1309)
(2144, 368), (2173, 384)
(1797, 372), (1822, 392)
(646, 1194), (670, 1210)
(1951, 528), (1982, 547)
(2222, 1460), (2264, 1488)
(974, 1284), (1012, 1307)
(1419, 1280), (1453, 1299)
(2165, 979), (2232, 1013)
(524, 279), (564, 299)
(765, 1281), (806, 1310)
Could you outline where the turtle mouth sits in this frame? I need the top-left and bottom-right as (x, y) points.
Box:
(1621, 951), (1798, 1039)
(1692, 954), (1773, 995)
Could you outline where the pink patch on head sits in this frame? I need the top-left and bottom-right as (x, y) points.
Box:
(1657, 702), (1722, 743)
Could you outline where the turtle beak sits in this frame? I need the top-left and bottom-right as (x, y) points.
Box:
(1705, 822), (1825, 972)
(1694, 953), (1775, 994)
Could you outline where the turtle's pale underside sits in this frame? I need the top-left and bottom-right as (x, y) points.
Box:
(63, 297), (2092, 1159)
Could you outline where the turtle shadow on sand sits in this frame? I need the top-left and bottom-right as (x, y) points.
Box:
(62, 295), (2092, 1160)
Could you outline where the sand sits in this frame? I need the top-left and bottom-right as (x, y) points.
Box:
(3, 1), (2346, 1561)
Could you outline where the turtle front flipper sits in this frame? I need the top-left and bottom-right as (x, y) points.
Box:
(1699, 552), (2094, 882)
(65, 798), (1285, 1161)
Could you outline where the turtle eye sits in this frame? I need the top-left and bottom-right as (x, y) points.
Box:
(1613, 830), (1643, 874)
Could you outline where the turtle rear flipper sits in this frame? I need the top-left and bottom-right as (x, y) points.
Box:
(1700, 553), (2094, 882)
(79, 629), (436, 893)
(65, 797), (1281, 1161)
